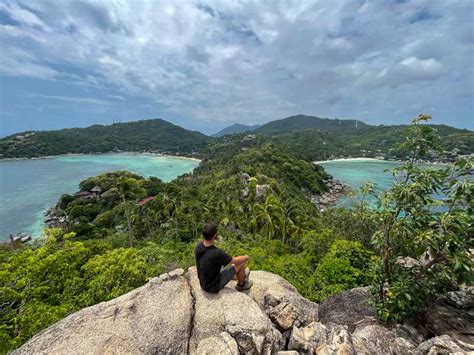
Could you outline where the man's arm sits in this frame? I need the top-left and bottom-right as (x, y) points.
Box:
(231, 255), (249, 266)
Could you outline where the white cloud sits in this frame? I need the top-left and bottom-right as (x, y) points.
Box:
(28, 94), (113, 106)
(0, 0), (473, 127)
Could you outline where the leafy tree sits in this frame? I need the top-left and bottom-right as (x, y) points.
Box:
(80, 248), (149, 304)
(311, 240), (374, 301)
(370, 114), (474, 322)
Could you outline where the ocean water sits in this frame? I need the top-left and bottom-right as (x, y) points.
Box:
(319, 159), (401, 192)
(318, 159), (448, 208)
(0, 154), (199, 241)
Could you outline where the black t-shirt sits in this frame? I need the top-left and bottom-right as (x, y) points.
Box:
(194, 241), (233, 293)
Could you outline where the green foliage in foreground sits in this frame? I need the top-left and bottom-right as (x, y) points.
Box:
(0, 229), (193, 352)
(368, 115), (473, 322)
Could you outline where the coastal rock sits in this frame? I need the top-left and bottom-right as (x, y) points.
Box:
(309, 179), (350, 211)
(12, 269), (193, 354)
(318, 287), (375, 326)
(187, 267), (283, 354)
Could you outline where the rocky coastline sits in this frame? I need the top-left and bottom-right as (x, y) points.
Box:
(309, 179), (351, 212)
(44, 208), (68, 229)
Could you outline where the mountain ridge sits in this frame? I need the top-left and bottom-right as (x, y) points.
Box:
(1, 115), (472, 160)
(254, 114), (369, 135)
(212, 123), (261, 137)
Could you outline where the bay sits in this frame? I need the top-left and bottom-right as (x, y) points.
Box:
(319, 159), (401, 192)
(318, 159), (449, 207)
(0, 154), (199, 241)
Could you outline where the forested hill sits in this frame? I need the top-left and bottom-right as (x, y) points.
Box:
(212, 123), (261, 137)
(1, 115), (472, 161)
(269, 123), (474, 161)
(0, 119), (210, 159)
(254, 114), (368, 135)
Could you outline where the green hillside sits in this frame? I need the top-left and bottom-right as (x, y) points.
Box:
(1, 115), (472, 162)
(212, 123), (260, 137)
(0, 119), (211, 159)
(254, 114), (368, 135)
(271, 124), (474, 161)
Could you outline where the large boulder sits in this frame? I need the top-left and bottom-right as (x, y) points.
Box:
(13, 267), (312, 355)
(318, 287), (375, 327)
(195, 331), (239, 355)
(240, 271), (318, 331)
(12, 269), (193, 354)
(415, 335), (465, 354)
(316, 324), (355, 355)
(424, 286), (474, 349)
(351, 319), (417, 354)
(287, 321), (327, 353)
(187, 267), (283, 354)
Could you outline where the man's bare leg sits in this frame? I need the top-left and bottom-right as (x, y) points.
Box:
(231, 255), (249, 284)
(233, 262), (247, 285)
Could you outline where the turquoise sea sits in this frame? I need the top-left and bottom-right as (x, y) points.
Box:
(0, 156), (437, 242)
(0, 154), (199, 241)
(318, 159), (450, 208)
(319, 159), (401, 191)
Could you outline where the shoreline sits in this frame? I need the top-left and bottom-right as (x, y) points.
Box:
(313, 157), (449, 165)
(0, 151), (202, 163)
(314, 157), (394, 164)
(1, 152), (201, 242)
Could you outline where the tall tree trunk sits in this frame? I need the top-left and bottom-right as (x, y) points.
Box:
(123, 197), (133, 246)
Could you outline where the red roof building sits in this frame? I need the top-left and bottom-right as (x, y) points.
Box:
(137, 196), (156, 206)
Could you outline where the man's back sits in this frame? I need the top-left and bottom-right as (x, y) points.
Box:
(195, 241), (232, 293)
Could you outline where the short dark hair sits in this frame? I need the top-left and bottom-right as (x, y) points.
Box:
(202, 223), (218, 240)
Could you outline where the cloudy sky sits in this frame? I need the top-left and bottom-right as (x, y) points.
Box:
(0, 0), (473, 136)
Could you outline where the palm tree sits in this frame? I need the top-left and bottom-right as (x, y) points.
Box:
(251, 194), (285, 240)
(161, 193), (180, 242)
(119, 177), (146, 246)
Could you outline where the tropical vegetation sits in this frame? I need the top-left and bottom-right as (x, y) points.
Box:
(0, 115), (472, 352)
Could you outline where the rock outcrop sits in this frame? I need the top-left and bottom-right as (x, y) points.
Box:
(13, 268), (193, 354)
(187, 267), (283, 353)
(424, 286), (474, 351)
(12, 269), (474, 354)
(318, 286), (375, 327)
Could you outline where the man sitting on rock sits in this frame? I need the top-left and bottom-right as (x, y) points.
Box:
(195, 222), (253, 293)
